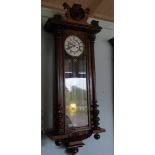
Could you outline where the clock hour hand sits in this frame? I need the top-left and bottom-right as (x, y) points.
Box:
(66, 42), (76, 50)
(66, 44), (74, 50)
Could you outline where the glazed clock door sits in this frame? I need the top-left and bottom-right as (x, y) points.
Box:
(64, 30), (89, 131)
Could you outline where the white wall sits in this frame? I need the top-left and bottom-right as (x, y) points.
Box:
(41, 7), (114, 155)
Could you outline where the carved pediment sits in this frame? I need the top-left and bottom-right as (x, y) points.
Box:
(63, 3), (89, 25)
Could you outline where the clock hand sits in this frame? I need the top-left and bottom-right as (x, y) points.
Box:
(66, 44), (75, 50)
(68, 41), (78, 47)
(67, 42), (77, 50)
(68, 41), (74, 45)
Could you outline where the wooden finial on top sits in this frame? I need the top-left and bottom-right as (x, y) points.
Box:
(63, 2), (90, 25)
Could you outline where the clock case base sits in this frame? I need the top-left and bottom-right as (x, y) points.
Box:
(44, 6), (105, 154)
(45, 128), (105, 154)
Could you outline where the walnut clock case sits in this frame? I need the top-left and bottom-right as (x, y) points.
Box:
(44, 3), (105, 155)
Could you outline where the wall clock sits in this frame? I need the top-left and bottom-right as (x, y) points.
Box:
(44, 3), (105, 154)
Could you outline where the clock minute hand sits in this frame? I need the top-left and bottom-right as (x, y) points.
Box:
(68, 41), (77, 47)
(67, 42), (75, 50)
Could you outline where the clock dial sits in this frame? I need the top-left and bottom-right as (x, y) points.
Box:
(64, 35), (84, 57)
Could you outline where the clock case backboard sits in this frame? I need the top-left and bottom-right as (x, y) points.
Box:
(44, 3), (105, 154)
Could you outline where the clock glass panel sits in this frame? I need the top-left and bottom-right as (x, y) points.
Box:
(64, 35), (88, 128)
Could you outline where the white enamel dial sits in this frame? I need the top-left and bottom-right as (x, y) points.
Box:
(64, 35), (84, 57)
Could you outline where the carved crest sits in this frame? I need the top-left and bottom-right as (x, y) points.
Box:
(63, 3), (90, 24)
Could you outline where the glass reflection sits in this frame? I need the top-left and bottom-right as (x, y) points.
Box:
(64, 57), (88, 128)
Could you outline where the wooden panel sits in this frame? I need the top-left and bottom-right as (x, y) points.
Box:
(41, 0), (114, 22)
